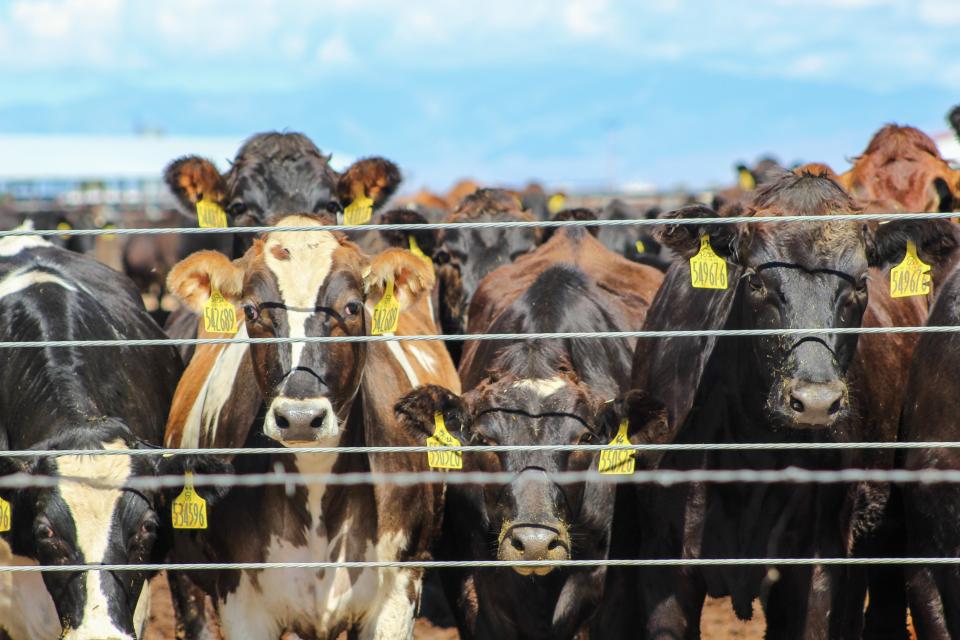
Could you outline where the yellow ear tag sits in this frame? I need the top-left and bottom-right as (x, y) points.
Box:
(547, 193), (566, 214)
(171, 472), (207, 530)
(372, 278), (400, 335)
(738, 169), (756, 191)
(598, 419), (635, 475)
(196, 199), (228, 229)
(56, 221), (72, 241)
(690, 235), (728, 289)
(890, 240), (931, 298)
(408, 235), (433, 273)
(344, 195), (374, 226)
(0, 497), (10, 532)
(202, 289), (238, 334)
(427, 411), (462, 470)
(635, 239), (646, 254)
(101, 222), (117, 240)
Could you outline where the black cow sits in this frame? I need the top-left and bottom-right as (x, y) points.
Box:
(398, 227), (664, 639)
(0, 232), (182, 639)
(609, 171), (949, 639)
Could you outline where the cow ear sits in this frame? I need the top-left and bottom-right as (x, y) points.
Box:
(156, 455), (233, 510)
(337, 157), (401, 211)
(364, 248), (435, 311)
(167, 250), (245, 313)
(867, 219), (960, 270)
(597, 390), (673, 469)
(377, 208), (437, 257)
(395, 385), (471, 441)
(655, 204), (749, 262)
(164, 156), (226, 217)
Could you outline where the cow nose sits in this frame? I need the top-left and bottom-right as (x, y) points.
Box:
(784, 379), (847, 426)
(269, 397), (336, 440)
(499, 524), (570, 576)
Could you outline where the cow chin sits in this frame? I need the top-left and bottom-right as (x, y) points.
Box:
(263, 395), (340, 443)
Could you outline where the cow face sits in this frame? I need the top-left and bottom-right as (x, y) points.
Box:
(164, 132), (401, 254)
(434, 189), (540, 336)
(659, 172), (956, 431)
(0, 422), (166, 640)
(397, 382), (668, 576)
(168, 215), (434, 445)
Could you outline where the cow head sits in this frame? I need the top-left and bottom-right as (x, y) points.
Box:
(839, 124), (960, 213)
(658, 170), (957, 430)
(168, 215), (434, 444)
(434, 189), (540, 339)
(396, 350), (669, 576)
(164, 132), (401, 254)
(0, 420), (198, 639)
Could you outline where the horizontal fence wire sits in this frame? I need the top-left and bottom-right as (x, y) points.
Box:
(4, 468), (960, 491)
(3, 558), (960, 573)
(3, 441), (960, 459)
(5, 210), (959, 237)
(4, 325), (960, 349)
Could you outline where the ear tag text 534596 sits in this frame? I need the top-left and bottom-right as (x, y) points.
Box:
(409, 235), (434, 274)
(0, 497), (10, 532)
(203, 289), (238, 334)
(890, 240), (931, 298)
(598, 420), (635, 475)
(172, 472), (207, 530)
(427, 412), (462, 470)
(372, 278), (400, 335)
(690, 235), (728, 289)
(344, 196), (374, 226)
(196, 199), (228, 229)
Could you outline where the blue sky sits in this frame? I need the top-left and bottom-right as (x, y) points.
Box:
(0, 0), (958, 191)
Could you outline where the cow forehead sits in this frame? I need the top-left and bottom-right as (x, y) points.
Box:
(262, 226), (343, 310)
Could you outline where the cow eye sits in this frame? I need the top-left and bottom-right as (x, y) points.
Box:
(227, 202), (247, 217)
(747, 272), (764, 292)
(577, 432), (596, 445)
(856, 275), (869, 293)
(35, 520), (55, 540)
(325, 201), (343, 214)
(139, 517), (158, 538)
(344, 301), (363, 317)
(433, 250), (451, 265)
(243, 302), (259, 322)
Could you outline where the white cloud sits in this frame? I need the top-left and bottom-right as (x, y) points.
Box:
(315, 34), (356, 65)
(562, 0), (614, 39)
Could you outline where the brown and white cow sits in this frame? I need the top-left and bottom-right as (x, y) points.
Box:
(162, 214), (460, 639)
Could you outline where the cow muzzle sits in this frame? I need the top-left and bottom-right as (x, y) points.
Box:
(264, 396), (338, 442)
(498, 522), (571, 576)
(782, 379), (847, 427)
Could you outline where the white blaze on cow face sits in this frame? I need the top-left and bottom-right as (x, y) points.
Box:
(54, 440), (137, 640)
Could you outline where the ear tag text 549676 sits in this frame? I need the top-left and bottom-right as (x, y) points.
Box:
(172, 472), (207, 530)
(409, 235), (434, 274)
(598, 420), (635, 475)
(690, 235), (728, 289)
(427, 412), (462, 470)
(0, 497), (10, 532)
(344, 196), (374, 226)
(196, 199), (228, 229)
(372, 278), (400, 335)
(890, 240), (931, 298)
(203, 289), (238, 334)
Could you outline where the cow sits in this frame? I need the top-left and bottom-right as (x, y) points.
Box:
(161, 214), (460, 639)
(838, 124), (960, 213)
(0, 230), (182, 639)
(397, 226), (664, 639)
(898, 238), (960, 639)
(610, 170), (949, 639)
(434, 188), (541, 364)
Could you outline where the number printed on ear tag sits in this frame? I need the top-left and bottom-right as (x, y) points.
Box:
(344, 196), (373, 226)
(890, 240), (931, 298)
(172, 472), (207, 530)
(196, 199), (228, 229)
(689, 235), (728, 289)
(0, 497), (10, 532)
(427, 412), (462, 470)
(203, 289), (238, 334)
(372, 278), (400, 335)
(598, 420), (635, 475)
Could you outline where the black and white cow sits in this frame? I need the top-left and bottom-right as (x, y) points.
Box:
(0, 231), (182, 639)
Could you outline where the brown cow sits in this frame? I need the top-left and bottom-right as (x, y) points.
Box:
(838, 124), (960, 213)
(161, 214), (460, 639)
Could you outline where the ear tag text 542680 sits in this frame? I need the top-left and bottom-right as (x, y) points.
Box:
(598, 420), (635, 475)
(203, 289), (238, 334)
(172, 472), (207, 530)
(344, 196), (374, 226)
(890, 240), (931, 298)
(427, 412), (462, 470)
(372, 278), (400, 335)
(0, 497), (10, 532)
(196, 199), (228, 229)
(690, 235), (728, 289)
(409, 235), (433, 274)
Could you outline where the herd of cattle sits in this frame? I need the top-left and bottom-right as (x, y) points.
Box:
(1, 119), (960, 640)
